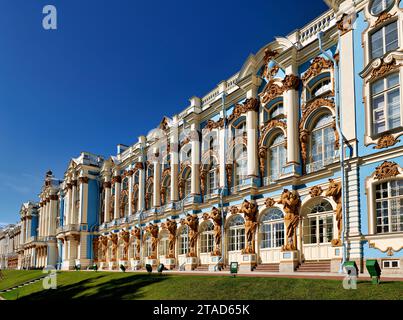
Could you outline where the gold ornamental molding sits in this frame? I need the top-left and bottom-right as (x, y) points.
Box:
(337, 13), (356, 36)
(282, 74), (300, 92)
(204, 118), (225, 131)
(260, 48), (278, 79)
(227, 98), (259, 124)
(360, 52), (403, 82)
(103, 181), (112, 189)
(134, 162), (144, 170)
(374, 11), (396, 28)
(278, 189), (301, 251)
(259, 81), (284, 105)
(309, 185), (323, 197)
(239, 200), (258, 254)
(368, 59), (399, 82)
(111, 175), (122, 184)
(78, 176), (89, 184)
(301, 57), (334, 83)
(374, 161), (400, 180)
(264, 197), (276, 208)
(229, 205), (239, 215)
(373, 134), (400, 149)
(259, 119), (287, 147)
(325, 179), (343, 247)
(368, 241), (403, 257)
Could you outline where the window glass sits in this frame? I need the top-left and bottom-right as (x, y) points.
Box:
(371, 21), (398, 59)
(371, 0), (395, 16)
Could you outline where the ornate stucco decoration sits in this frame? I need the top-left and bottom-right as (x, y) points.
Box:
(182, 214), (199, 257)
(108, 233), (118, 261)
(99, 235), (108, 262)
(239, 199), (258, 254)
(178, 178), (185, 200)
(260, 48), (278, 79)
(259, 80), (284, 105)
(160, 186), (167, 206)
(368, 58), (399, 82)
(309, 186), (323, 197)
(225, 164), (233, 188)
(111, 175), (122, 184)
(119, 190), (128, 218)
(179, 136), (190, 150)
(229, 205), (239, 215)
(145, 223), (159, 259)
(299, 129), (310, 166)
(264, 197), (276, 208)
(78, 176), (89, 184)
(227, 98), (259, 123)
(258, 146), (268, 179)
(134, 162), (144, 170)
(278, 189), (301, 251)
(164, 219), (177, 258)
(374, 11), (396, 27)
(282, 74), (300, 92)
(109, 197), (114, 219)
(119, 230), (130, 260)
(259, 119), (287, 147)
(325, 179), (342, 247)
(337, 13), (356, 35)
(331, 121), (340, 149)
(204, 118), (225, 131)
(374, 161), (400, 180)
(200, 166), (207, 197)
(208, 207), (222, 256)
(131, 184), (139, 212)
(301, 57), (334, 83)
(131, 226), (141, 259)
(374, 134), (400, 149)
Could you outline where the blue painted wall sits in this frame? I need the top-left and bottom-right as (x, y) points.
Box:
(31, 214), (38, 237)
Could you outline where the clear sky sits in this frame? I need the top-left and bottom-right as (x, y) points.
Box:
(0, 0), (328, 225)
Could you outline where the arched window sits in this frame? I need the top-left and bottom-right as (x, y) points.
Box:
(370, 0), (395, 16)
(184, 170), (191, 197)
(260, 208), (284, 249)
(228, 215), (245, 252)
(307, 113), (336, 173)
(268, 134), (286, 180)
(207, 158), (218, 195)
(162, 175), (171, 205)
(375, 180), (403, 233)
(268, 102), (284, 120)
(179, 226), (189, 255)
(199, 221), (214, 253)
(144, 233), (153, 258)
(132, 185), (139, 213)
(145, 182), (153, 210)
(234, 145), (247, 187)
(308, 77), (332, 99)
(303, 200), (333, 244)
(159, 231), (169, 257)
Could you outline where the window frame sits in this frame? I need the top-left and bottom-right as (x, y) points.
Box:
(369, 20), (399, 61)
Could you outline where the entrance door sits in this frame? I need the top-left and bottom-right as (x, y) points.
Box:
(302, 206), (333, 261)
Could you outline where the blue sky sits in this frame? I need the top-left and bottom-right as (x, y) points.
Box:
(0, 0), (328, 225)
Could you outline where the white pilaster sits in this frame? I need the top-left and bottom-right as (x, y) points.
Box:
(190, 122), (200, 195)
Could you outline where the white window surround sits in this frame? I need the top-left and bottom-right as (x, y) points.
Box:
(365, 164), (403, 241)
(361, 56), (403, 146)
(382, 259), (400, 268)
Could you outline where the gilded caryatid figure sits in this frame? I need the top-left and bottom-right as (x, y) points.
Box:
(119, 230), (130, 260)
(131, 226), (141, 260)
(182, 214), (199, 257)
(108, 233), (118, 261)
(278, 189), (301, 251)
(325, 179), (342, 247)
(209, 207), (222, 256)
(165, 219), (177, 258)
(99, 235), (108, 261)
(145, 223), (159, 259)
(239, 200), (258, 254)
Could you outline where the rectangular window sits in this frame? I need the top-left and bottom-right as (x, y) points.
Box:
(375, 180), (403, 233)
(370, 21), (398, 59)
(371, 73), (401, 135)
(382, 260), (400, 269)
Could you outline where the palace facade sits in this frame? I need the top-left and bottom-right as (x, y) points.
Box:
(3, 0), (403, 276)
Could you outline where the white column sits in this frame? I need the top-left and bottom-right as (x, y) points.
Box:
(190, 122), (200, 195)
(218, 123), (226, 189)
(78, 176), (88, 224)
(283, 66), (300, 168)
(49, 196), (58, 236)
(104, 180), (111, 223)
(153, 160), (161, 207)
(138, 136), (146, 211)
(113, 175), (121, 220)
(128, 174), (133, 215)
(170, 116), (179, 202)
(70, 180), (77, 225)
(246, 109), (258, 177)
(65, 185), (71, 225)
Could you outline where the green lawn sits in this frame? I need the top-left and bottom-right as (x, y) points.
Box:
(1, 271), (402, 300)
(0, 270), (44, 291)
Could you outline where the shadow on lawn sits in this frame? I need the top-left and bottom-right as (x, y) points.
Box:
(18, 273), (169, 300)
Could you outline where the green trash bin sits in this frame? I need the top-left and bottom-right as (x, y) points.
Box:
(366, 260), (381, 284)
(230, 262), (238, 277)
(343, 261), (358, 276)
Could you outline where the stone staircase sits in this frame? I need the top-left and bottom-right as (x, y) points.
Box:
(296, 260), (331, 273)
(194, 264), (209, 272)
(0, 275), (47, 294)
(253, 263), (280, 272)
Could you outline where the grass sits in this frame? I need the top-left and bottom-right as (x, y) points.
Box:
(0, 270), (44, 291)
(0, 271), (402, 300)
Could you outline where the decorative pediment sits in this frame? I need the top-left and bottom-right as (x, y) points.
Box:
(360, 52), (403, 81)
(227, 98), (259, 123)
(204, 118), (225, 131)
(374, 11), (396, 27)
(374, 161), (400, 180)
(299, 98), (335, 130)
(259, 81), (284, 105)
(301, 57), (333, 83)
(259, 119), (287, 147)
